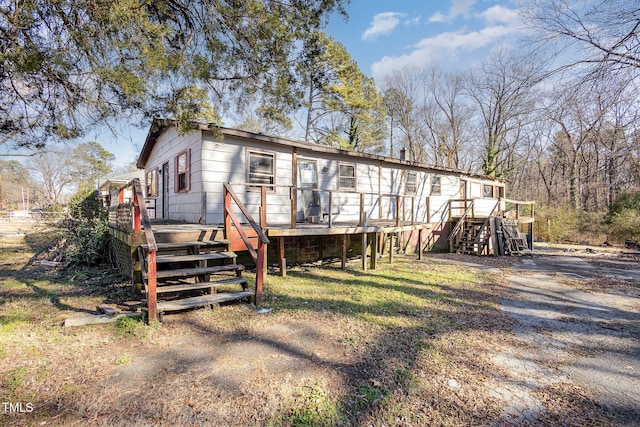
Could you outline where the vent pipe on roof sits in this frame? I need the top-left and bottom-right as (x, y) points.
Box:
(399, 148), (406, 160)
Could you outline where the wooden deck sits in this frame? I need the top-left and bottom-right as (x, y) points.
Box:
(140, 218), (437, 278)
(266, 220), (432, 237)
(108, 181), (535, 321)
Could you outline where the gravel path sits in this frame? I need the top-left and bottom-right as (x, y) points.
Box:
(496, 256), (640, 426)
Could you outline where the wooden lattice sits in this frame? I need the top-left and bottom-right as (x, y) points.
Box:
(112, 237), (133, 279)
(108, 203), (134, 233)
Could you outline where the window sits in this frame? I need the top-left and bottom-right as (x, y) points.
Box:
(406, 171), (417, 194)
(146, 169), (158, 198)
(248, 151), (275, 191)
(483, 184), (494, 198)
(431, 175), (441, 195)
(174, 149), (190, 193)
(470, 182), (482, 198)
(338, 163), (356, 190)
(299, 160), (318, 189)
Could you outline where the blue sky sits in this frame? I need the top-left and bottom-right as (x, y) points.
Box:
(326, 0), (524, 81)
(6, 0), (525, 170)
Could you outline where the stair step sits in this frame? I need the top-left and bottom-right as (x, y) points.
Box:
(145, 264), (245, 279)
(141, 240), (230, 251)
(156, 277), (248, 294)
(157, 291), (253, 312)
(156, 251), (237, 264)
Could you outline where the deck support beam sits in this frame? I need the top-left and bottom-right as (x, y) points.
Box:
(361, 232), (368, 271)
(369, 232), (378, 269)
(147, 250), (157, 322)
(255, 241), (265, 306)
(278, 237), (286, 277)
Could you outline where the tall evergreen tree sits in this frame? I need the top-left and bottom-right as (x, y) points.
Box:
(300, 32), (386, 154)
(0, 0), (347, 148)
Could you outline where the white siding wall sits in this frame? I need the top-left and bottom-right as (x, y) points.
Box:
(467, 179), (504, 216)
(377, 166), (430, 223)
(429, 173), (460, 223)
(144, 127), (203, 223)
(201, 132), (293, 224)
(143, 125), (505, 225)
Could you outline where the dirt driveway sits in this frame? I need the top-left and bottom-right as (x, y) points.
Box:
(2, 223), (639, 426)
(497, 251), (640, 426)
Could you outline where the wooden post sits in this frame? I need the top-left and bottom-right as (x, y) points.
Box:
(369, 232), (377, 269)
(290, 187), (297, 229)
(361, 232), (368, 271)
(418, 228), (423, 260)
(516, 203), (520, 220)
(490, 216), (498, 257)
(133, 188), (141, 234)
(341, 234), (347, 269)
(530, 203), (535, 251)
(426, 197), (430, 223)
(147, 250), (157, 322)
(328, 191), (333, 227)
(255, 241), (265, 306)
(260, 186), (267, 227)
(359, 193), (365, 226)
(395, 196), (401, 227)
(278, 237), (286, 277)
(389, 232), (394, 263)
(291, 148), (297, 229)
(260, 186), (268, 282)
(411, 197), (415, 225)
(378, 162), (382, 220)
(223, 186), (231, 240)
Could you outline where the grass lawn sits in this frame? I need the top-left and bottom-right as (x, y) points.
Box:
(1, 222), (606, 426)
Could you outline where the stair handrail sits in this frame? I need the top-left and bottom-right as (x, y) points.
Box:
(131, 178), (158, 322)
(474, 198), (501, 254)
(448, 200), (474, 242)
(223, 183), (269, 306)
(131, 179), (157, 251)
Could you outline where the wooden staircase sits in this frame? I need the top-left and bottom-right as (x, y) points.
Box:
(456, 219), (489, 255)
(115, 178), (269, 322)
(448, 199), (500, 256)
(138, 237), (252, 321)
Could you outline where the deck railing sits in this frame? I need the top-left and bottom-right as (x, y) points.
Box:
(502, 198), (535, 221)
(446, 197), (536, 254)
(223, 183), (270, 306)
(224, 183), (435, 229)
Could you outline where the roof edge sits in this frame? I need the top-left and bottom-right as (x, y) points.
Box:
(136, 118), (503, 183)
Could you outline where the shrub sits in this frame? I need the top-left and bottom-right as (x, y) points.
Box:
(605, 193), (640, 243)
(534, 205), (606, 244)
(63, 183), (112, 266)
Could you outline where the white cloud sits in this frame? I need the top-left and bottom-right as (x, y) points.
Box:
(450, 0), (477, 18)
(428, 0), (477, 24)
(371, 25), (520, 80)
(428, 12), (447, 23)
(362, 12), (405, 41)
(405, 16), (421, 26)
(478, 5), (520, 25)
